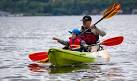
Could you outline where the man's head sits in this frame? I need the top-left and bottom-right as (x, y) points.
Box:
(81, 16), (92, 28)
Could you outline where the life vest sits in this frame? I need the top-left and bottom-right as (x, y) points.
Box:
(80, 27), (99, 45)
(69, 37), (81, 49)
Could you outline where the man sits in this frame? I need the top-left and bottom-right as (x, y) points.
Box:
(80, 15), (106, 52)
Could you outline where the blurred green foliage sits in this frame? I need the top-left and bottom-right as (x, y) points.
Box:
(0, 0), (137, 15)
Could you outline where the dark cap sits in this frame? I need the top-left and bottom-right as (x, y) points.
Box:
(81, 15), (92, 21)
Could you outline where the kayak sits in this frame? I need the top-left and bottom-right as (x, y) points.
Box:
(48, 48), (110, 67)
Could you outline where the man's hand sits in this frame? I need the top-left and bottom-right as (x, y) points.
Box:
(90, 25), (96, 29)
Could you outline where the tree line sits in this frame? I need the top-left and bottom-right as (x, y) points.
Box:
(0, 0), (137, 16)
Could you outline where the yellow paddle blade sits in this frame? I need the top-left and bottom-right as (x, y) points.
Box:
(103, 3), (121, 19)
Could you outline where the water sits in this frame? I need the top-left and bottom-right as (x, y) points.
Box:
(0, 15), (137, 81)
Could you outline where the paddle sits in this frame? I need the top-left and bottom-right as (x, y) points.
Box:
(100, 36), (124, 46)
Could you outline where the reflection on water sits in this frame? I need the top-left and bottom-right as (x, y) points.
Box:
(49, 64), (90, 74)
(27, 63), (102, 80)
(27, 63), (101, 74)
(0, 15), (137, 81)
(27, 62), (130, 81)
(28, 63), (48, 72)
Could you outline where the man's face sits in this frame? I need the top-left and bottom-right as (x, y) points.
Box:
(83, 21), (91, 28)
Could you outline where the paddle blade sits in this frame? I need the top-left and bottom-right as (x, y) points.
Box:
(28, 52), (48, 61)
(101, 36), (124, 46)
(103, 3), (121, 19)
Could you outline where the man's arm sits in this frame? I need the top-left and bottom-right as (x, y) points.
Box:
(95, 27), (106, 37)
(91, 26), (106, 37)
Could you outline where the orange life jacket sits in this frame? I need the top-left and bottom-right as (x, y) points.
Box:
(69, 37), (81, 49)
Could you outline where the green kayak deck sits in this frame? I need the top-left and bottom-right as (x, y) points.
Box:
(48, 48), (97, 67)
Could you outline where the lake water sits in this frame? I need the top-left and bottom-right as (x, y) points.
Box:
(0, 15), (137, 81)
